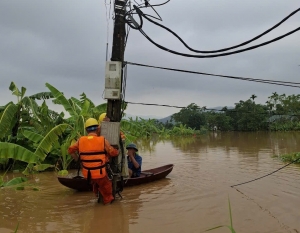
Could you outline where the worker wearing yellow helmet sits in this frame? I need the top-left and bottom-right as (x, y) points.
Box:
(68, 118), (119, 205)
(99, 113), (109, 124)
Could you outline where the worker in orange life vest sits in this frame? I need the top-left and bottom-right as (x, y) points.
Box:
(68, 118), (119, 205)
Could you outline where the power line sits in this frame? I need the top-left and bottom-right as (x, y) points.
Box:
(125, 61), (300, 88)
(123, 101), (240, 113)
(124, 101), (300, 117)
(138, 25), (300, 58)
(143, 0), (170, 8)
(230, 157), (300, 188)
(126, 101), (185, 109)
(104, 0), (112, 61)
(126, 0), (169, 20)
(140, 7), (300, 54)
(126, 5), (300, 58)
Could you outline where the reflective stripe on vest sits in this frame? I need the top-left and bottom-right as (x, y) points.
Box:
(79, 136), (107, 180)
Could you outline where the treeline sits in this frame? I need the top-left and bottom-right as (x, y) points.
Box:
(157, 93), (300, 132)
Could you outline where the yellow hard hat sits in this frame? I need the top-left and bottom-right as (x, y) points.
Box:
(85, 118), (99, 128)
(98, 113), (107, 124)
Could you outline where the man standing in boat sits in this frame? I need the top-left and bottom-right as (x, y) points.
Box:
(68, 118), (119, 205)
(126, 143), (142, 178)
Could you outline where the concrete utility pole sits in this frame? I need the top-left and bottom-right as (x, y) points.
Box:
(106, 0), (127, 198)
(106, 0), (127, 122)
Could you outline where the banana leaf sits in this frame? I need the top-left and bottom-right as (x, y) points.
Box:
(34, 124), (70, 161)
(59, 142), (73, 170)
(31, 120), (44, 134)
(0, 104), (18, 139)
(80, 99), (91, 116)
(22, 96), (40, 119)
(9, 82), (23, 98)
(33, 164), (54, 171)
(51, 110), (65, 123)
(0, 101), (14, 111)
(77, 115), (85, 136)
(70, 97), (82, 109)
(22, 163), (34, 176)
(22, 130), (44, 143)
(80, 92), (95, 108)
(3, 177), (28, 187)
(46, 83), (77, 117)
(40, 100), (49, 117)
(92, 103), (107, 115)
(29, 92), (54, 100)
(69, 98), (81, 115)
(0, 142), (39, 163)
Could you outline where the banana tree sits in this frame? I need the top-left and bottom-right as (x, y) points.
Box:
(0, 123), (72, 175)
(45, 83), (100, 172)
(0, 82), (57, 168)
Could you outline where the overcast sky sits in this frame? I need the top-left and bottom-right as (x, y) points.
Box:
(0, 0), (299, 118)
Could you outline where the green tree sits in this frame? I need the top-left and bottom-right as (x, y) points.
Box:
(206, 111), (232, 131)
(234, 99), (268, 131)
(171, 103), (206, 130)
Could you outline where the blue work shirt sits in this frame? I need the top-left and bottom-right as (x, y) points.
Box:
(127, 153), (142, 177)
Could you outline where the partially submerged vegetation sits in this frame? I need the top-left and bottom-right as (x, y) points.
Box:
(278, 152), (300, 164)
(1, 82), (300, 183)
(0, 82), (201, 178)
(205, 198), (236, 233)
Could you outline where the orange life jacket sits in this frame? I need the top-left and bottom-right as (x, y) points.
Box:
(79, 135), (107, 180)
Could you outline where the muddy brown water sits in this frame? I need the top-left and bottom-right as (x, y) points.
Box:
(1, 132), (300, 233)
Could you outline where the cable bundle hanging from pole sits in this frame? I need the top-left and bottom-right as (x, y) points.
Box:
(124, 4), (300, 58)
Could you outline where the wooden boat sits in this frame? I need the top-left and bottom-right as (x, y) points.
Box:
(57, 164), (174, 191)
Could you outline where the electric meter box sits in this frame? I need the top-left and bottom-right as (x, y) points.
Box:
(100, 121), (120, 146)
(104, 61), (122, 100)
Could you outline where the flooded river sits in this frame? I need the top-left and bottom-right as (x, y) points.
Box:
(1, 132), (300, 233)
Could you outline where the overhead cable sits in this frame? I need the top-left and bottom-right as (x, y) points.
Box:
(125, 101), (300, 117)
(138, 25), (300, 58)
(143, 0), (170, 8)
(125, 61), (300, 88)
(126, 5), (300, 58)
(140, 7), (300, 53)
(230, 157), (300, 188)
(126, 0), (170, 20)
(104, 0), (112, 60)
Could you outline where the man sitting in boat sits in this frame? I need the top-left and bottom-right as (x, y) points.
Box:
(126, 143), (142, 178)
(68, 118), (119, 205)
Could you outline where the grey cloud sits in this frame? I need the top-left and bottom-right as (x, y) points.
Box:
(1, 0), (300, 118)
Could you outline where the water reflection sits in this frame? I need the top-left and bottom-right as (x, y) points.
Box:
(82, 202), (130, 233)
(1, 132), (300, 233)
(0, 172), (173, 233)
(165, 131), (300, 156)
(135, 135), (161, 154)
